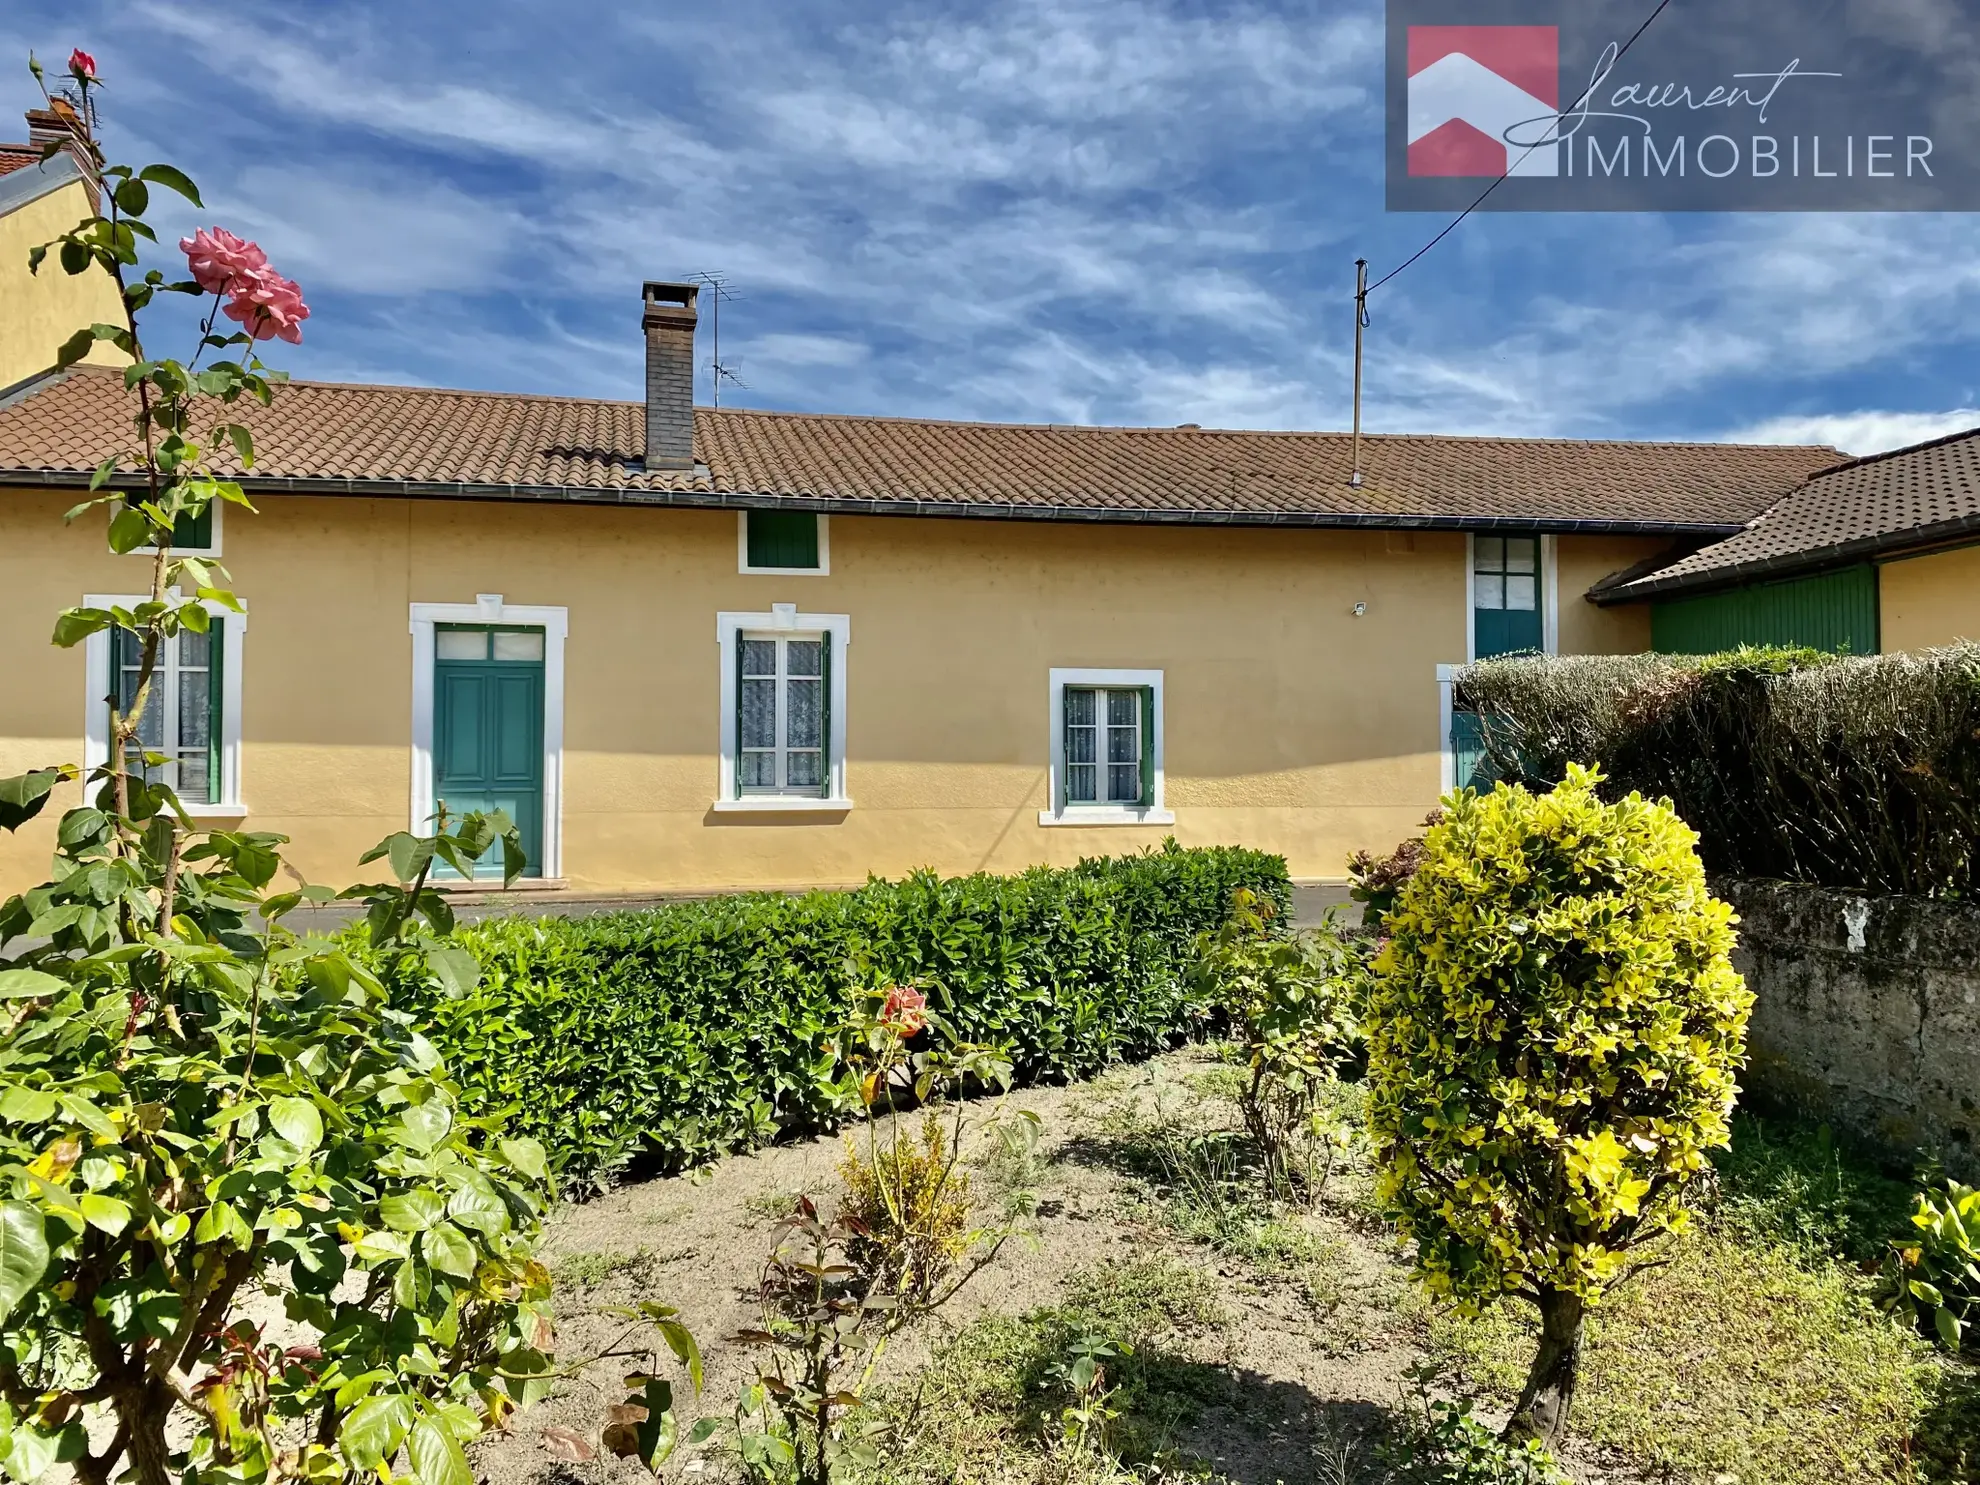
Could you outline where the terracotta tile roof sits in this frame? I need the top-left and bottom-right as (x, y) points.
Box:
(0, 366), (1842, 532)
(1599, 425), (1980, 600)
(0, 145), (36, 178)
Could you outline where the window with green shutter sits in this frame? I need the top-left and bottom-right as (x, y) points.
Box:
(109, 622), (225, 804)
(1473, 533), (1544, 658)
(744, 511), (822, 572)
(123, 495), (217, 552)
(736, 630), (831, 797)
(1063, 685), (1153, 807)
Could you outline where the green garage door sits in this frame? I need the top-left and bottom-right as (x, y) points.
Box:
(1652, 565), (1880, 655)
(434, 625), (544, 877)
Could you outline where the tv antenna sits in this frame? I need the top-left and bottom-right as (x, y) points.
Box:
(687, 271), (747, 407)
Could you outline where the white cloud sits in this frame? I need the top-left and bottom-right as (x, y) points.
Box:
(1722, 408), (1980, 457)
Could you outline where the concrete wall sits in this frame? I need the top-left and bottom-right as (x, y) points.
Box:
(0, 171), (126, 389)
(0, 486), (1668, 894)
(1722, 877), (1980, 1178)
(1880, 542), (1980, 651)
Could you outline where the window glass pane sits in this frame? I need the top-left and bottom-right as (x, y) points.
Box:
(787, 751), (823, 788)
(1107, 721), (1139, 765)
(787, 677), (822, 748)
(742, 639), (777, 676)
(1066, 688), (1096, 727)
(786, 640), (823, 678)
(1504, 538), (1537, 574)
(492, 630), (544, 662)
(1067, 764), (1096, 803)
(178, 752), (210, 798)
(739, 752), (776, 788)
(177, 627), (211, 670)
(179, 667), (212, 750)
(1474, 536), (1504, 572)
(436, 630), (486, 661)
(1475, 574), (1506, 610)
(1066, 722), (1095, 765)
(1108, 764), (1140, 802)
(1505, 575), (1538, 611)
(741, 679), (777, 748)
(1106, 690), (1138, 728)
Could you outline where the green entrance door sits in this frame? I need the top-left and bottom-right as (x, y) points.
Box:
(433, 625), (544, 877)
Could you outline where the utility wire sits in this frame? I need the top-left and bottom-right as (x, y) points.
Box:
(1366, 0), (1672, 296)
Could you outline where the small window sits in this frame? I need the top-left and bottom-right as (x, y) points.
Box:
(1064, 686), (1150, 806)
(1042, 668), (1171, 825)
(109, 624), (226, 804)
(1473, 533), (1545, 659)
(737, 632), (831, 796)
(435, 626), (546, 662)
(739, 511), (828, 574)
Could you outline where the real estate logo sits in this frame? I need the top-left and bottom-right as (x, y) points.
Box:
(1386, 1), (1976, 213)
(1406, 26), (1559, 179)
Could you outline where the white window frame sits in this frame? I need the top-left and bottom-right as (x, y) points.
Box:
(82, 589), (247, 816)
(1041, 667), (1174, 827)
(715, 604), (851, 811)
(1464, 532), (1559, 661)
(127, 498), (224, 558)
(408, 594), (568, 880)
(737, 510), (831, 576)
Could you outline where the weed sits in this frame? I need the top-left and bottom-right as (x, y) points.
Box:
(1709, 1110), (1918, 1264)
(838, 1113), (974, 1304)
(551, 1247), (651, 1289)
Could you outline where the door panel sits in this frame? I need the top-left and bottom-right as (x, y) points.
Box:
(433, 632), (544, 877)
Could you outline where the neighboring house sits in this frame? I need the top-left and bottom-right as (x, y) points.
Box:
(1592, 427), (1980, 655)
(0, 280), (1840, 896)
(0, 109), (125, 392)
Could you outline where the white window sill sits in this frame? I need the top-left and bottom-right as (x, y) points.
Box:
(182, 802), (249, 820)
(1038, 808), (1176, 828)
(711, 797), (854, 813)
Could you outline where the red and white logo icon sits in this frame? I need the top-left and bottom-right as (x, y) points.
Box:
(1407, 26), (1560, 177)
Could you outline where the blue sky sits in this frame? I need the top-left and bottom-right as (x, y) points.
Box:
(8, 0), (1980, 453)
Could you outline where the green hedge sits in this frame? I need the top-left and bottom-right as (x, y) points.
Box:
(1455, 644), (1980, 898)
(382, 843), (1288, 1192)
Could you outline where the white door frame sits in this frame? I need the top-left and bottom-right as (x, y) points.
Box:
(408, 594), (568, 879)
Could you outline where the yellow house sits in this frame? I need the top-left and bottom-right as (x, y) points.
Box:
(0, 281), (1842, 898)
(0, 110), (126, 392)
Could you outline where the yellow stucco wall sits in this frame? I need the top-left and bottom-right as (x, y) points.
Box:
(1879, 544), (1980, 651)
(0, 490), (1664, 894)
(0, 171), (127, 389)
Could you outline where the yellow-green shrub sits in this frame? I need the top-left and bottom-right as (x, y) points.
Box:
(837, 1113), (973, 1304)
(1365, 765), (1752, 1441)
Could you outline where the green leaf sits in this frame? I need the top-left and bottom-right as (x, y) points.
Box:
(52, 327), (94, 369)
(50, 609), (109, 648)
(379, 1188), (446, 1233)
(407, 1415), (472, 1485)
(0, 969), (67, 1000)
(112, 177), (150, 217)
(635, 1377), (679, 1468)
(0, 1087), (57, 1123)
(137, 164), (204, 207)
(398, 1099), (452, 1154)
(106, 506), (152, 554)
(269, 1096), (323, 1154)
(78, 1193), (131, 1236)
(0, 769), (68, 832)
(1936, 1304), (1963, 1351)
(0, 1203), (50, 1322)
(653, 1316), (704, 1394)
(499, 1137), (548, 1184)
(339, 1394), (416, 1472)
(423, 1221), (476, 1279)
(427, 945), (479, 999)
(353, 1230), (411, 1264)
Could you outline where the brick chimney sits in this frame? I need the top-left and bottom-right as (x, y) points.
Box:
(642, 281), (698, 472)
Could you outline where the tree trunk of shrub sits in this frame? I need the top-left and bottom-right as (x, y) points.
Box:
(1506, 1285), (1585, 1447)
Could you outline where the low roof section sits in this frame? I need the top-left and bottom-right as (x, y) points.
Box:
(0, 366), (1841, 535)
(1595, 424), (1980, 603)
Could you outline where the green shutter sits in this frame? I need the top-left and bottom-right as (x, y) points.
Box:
(1138, 686), (1155, 807)
(205, 618), (225, 804)
(173, 505), (213, 550)
(819, 631), (833, 798)
(734, 635), (747, 799)
(746, 511), (820, 570)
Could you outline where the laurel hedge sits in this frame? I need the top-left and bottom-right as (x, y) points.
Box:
(1454, 644), (1980, 899)
(381, 842), (1290, 1191)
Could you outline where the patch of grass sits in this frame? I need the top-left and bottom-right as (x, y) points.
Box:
(1710, 1110), (1920, 1265)
(865, 1256), (1230, 1483)
(549, 1247), (651, 1289)
(1419, 1227), (1934, 1484)
(742, 1188), (818, 1223)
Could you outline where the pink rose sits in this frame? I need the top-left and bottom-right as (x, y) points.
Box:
(180, 227), (267, 296)
(880, 986), (928, 1038)
(68, 50), (97, 81)
(220, 266), (310, 344)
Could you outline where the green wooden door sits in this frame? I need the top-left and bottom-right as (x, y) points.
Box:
(434, 626), (544, 877)
(1473, 534), (1545, 658)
